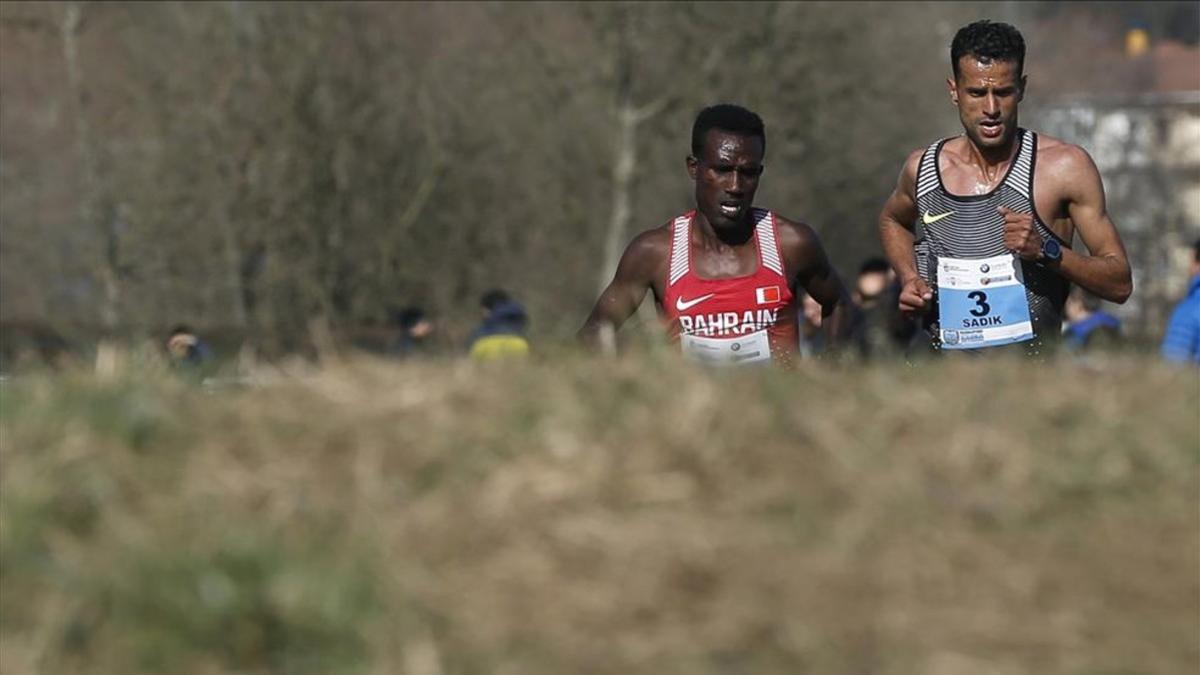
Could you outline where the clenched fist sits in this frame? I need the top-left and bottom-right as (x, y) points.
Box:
(999, 206), (1043, 260)
(899, 275), (933, 317)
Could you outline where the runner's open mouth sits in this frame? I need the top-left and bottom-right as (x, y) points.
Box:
(719, 201), (743, 216)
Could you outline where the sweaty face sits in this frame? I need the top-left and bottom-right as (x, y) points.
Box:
(688, 130), (764, 230)
(948, 57), (1025, 150)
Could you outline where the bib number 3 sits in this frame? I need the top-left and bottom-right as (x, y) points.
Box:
(936, 254), (1034, 349)
(968, 291), (990, 317)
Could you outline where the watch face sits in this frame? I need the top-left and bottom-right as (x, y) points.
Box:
(1044, 239), (1061, 259)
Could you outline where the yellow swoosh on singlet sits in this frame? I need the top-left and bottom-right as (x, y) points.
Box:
(922, 210), (955, 225)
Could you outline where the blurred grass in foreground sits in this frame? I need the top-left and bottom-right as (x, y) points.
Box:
(1, 352), (1197, 675)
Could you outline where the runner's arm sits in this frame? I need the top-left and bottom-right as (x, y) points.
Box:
(577, 231), (662, 348)
(790, 223), (854, 348)
(1048, 146), (1132, 303)
(878, 150), (933, 314)
(879, 150), (922, 281)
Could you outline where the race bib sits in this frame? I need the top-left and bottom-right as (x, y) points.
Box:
(680, 329), (772, 366)
(936, 253), (1034, 349)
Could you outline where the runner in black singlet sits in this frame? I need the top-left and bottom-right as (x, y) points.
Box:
(877, 20), (1131, 358)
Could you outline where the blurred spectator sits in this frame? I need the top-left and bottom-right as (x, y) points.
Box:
(1161, 239), (1200, 364)
(854, 257), (917, 359)
(389, 306), (437, 358)
(797, 290), (826, 359)
(1063, 286), (1123, 352)
(854, 257), (893, 308)
(165, 324), (213, 368)
(468, 289), (530, 361)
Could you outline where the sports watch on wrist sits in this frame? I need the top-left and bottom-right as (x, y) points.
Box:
(1039, 237), (1063, 265)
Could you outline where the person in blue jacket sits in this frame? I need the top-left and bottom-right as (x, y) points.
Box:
(1063, 287), (1122, 352)
(165, 324), (215, 376)
(1161, 239), (1200, 364)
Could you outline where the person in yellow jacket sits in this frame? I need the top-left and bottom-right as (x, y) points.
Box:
(467, 289), (530, 361)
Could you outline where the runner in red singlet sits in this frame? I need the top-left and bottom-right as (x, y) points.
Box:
(578, 104), (852, 367)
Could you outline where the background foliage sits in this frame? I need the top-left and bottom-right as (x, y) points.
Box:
(1, 1), (1197, 357)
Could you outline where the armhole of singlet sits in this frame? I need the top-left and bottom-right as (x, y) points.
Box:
(1027, 131), (1070, 247)
(767, 211), (787, 279)
(915, 139), (945, 202)
(914, 140), (943, 238)
(914, 148), (926, 199)
(931, 138), (951, 196)
(1026, 130), (1037, 200)
(667, 213), (691, 288)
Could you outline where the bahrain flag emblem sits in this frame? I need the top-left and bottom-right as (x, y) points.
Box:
(755, 286), (781, 305)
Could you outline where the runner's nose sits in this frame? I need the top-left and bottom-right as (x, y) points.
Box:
(984, 93), (1000, 116)
(728, 171), (744, 194)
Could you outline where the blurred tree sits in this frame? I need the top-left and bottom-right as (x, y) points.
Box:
(13, 1), (1149, 355)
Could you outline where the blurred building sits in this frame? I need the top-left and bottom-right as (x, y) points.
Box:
(1025, 38), (1200, 342)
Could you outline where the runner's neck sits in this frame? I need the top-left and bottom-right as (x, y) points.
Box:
(961, 135), (1020, 178)
(693, 211), (755, 248)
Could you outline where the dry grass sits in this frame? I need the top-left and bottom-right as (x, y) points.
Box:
(1, 352), (1197, 674)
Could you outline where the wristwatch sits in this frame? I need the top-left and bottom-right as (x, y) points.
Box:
(1039, 237), (1063, 265)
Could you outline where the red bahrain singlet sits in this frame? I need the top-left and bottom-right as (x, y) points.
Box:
(662, 208), (798, 367)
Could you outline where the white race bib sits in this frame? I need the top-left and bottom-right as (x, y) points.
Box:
(936, 253), (1034, 349)
(680, 329), (772, 366)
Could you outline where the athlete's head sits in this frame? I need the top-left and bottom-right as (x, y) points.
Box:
(1190, 238), (1200, 277)
(687, 104), (766, 230)
(948, 21), (1027, 150)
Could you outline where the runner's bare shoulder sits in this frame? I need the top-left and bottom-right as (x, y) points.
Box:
(883, 147), (925, 200)
(771, 214), (826, 273)
(1033, 133), (1100, 183)
(773, 214), (819, 248)
(617, 221), (674, 281)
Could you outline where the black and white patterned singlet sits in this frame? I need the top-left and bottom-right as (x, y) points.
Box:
(914, 129), (1071, 355)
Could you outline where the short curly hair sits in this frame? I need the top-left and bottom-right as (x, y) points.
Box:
(691, 104), (765, 158)
(951, 20), (1026, 80)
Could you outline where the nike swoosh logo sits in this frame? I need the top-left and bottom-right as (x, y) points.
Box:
(923, 210), (954, 225)
(675, 293), (715, 311)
